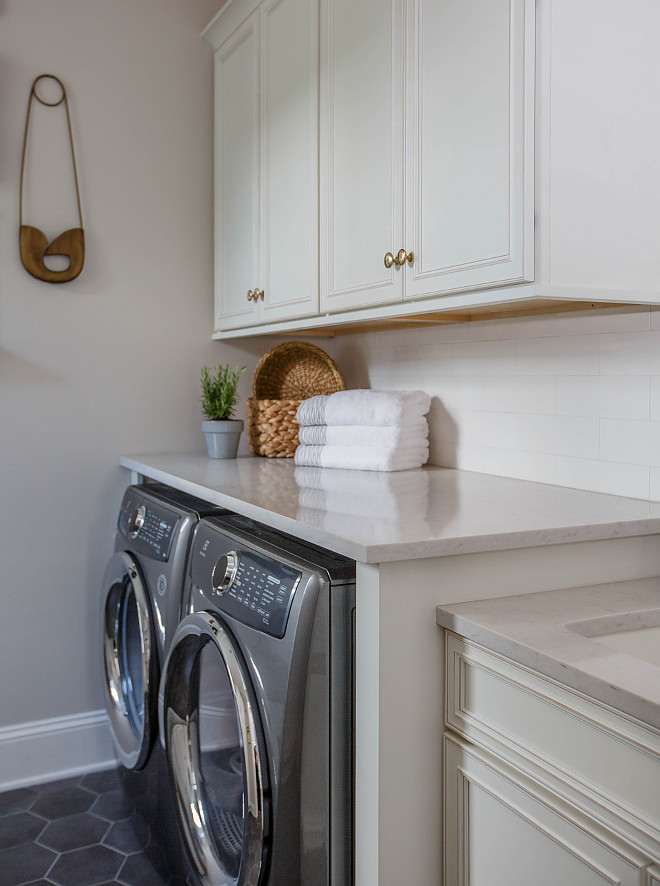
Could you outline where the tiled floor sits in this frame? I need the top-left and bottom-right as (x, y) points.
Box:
(0, 769), (178, 886)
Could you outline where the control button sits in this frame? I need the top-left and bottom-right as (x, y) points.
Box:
(212, 551), (239, 596)
(127, 505), (146, 538)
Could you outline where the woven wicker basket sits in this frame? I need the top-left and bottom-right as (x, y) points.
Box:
(246, 341), (344, 457)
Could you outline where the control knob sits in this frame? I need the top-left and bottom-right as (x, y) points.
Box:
(212, 551), (239, 596)
(127, 505), (146, 538)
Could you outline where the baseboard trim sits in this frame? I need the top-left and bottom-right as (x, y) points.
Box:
(0, 710), (118, 791)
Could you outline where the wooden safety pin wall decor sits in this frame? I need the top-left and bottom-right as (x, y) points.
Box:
(19, 74), (85, 283)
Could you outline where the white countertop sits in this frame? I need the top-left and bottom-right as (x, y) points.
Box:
(436, 579), (660, 730)
(120, 453), (660, 563)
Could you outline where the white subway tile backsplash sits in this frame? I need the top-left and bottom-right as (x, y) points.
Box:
(650, 377), (660, 421)
(554, 456), (650, 499)
(445, 410), (519, 449)
(433, 377), (484, 411)
(600, 419), (660, 468)
(451, 338), (517, 376)
(517, 414), (600, 458)
(517, 334), (600, 376)
(650, 467), (660, 501)
(483, 376), (556, 414)
(556, 375), (650, 420)
(600, 330), (660, 375)
(480, 448), (556, 485)
(328, 306), (660, 501)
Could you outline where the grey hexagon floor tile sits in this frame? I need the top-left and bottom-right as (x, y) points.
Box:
(0, 842), (57, 886)
(48, 844), (124, 886)
(0, 787), (37, 817)
(38, 811), (110, 852)
(0, 811), (46, 849)
(0, 769), (172, 886)
(103, 813), (149, 853)
(80, 769), (123, 795)
(91, 790), (136, 823)
(116, 852), (169, 886)
(31, 786), (96, 820)
(31, 776), (82, 794)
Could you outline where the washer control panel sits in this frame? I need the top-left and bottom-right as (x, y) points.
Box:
(119, 493), (179, 561)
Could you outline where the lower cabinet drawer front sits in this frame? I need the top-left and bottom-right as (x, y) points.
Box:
(444, 733), (653, 886)
(445, 633), (660, 850)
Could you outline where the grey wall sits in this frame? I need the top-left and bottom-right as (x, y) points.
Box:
(0, 0), (265, 729)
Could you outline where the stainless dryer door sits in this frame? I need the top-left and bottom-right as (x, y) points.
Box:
(102, 551), (158, 770)
(161, 611), (269, 886)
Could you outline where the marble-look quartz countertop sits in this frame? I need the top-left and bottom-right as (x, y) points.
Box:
(436, 579), (660, 729)
(120, 453), (660, 563)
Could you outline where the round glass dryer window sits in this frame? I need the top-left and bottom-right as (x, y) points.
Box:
(162, 612), (269, 886)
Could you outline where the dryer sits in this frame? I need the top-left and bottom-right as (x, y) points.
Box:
(101, 483), (229, 854)
(159, 513), (356, 886)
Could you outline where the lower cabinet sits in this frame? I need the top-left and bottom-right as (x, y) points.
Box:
(444, 734), (653, 886)
(443, 632), (660, 885)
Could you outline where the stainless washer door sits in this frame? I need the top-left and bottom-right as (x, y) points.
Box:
(102, 551), (157, 770)
(161, 612), (269, 886)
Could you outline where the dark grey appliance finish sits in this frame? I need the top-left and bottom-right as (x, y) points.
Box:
(160, 513), (355, 886)
(101, 484), (230, 868)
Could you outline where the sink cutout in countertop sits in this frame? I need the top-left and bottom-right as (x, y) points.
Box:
(566, 608), (660, 668)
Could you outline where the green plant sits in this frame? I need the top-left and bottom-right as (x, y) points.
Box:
(200, 364), (246, 421)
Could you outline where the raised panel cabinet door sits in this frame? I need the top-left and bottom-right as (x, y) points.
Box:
(404, 0), (534, 301)
(444, 735), (652, 886)
(319, 0), (405, 312)
(260, 0), (319, 323)
(649, 865), (660, 886)
(214, 11), (261, 332)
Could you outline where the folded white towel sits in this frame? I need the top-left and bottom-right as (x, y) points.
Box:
(298, 420), (428, 448)
(297, 389), (431, 427)
(294, 443), (429, 472)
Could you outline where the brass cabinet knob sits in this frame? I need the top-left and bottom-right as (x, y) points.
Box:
(247, 288), (264, 302)
(384, 252), (395, 268)
(396, 249), (414, 266)
(247, 289), (254, 301)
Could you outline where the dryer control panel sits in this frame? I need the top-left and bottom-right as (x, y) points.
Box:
(118, 493), (179, 561)
(191, 528), (301, 638)
(212, 549), (301, 639)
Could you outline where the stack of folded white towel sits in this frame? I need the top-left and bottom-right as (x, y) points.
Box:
(294, 389), (431, 471)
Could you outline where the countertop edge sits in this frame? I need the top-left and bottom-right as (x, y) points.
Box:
(120, 454), (660, 564)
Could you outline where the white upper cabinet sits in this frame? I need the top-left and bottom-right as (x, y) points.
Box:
(319, 0), (405, 312)
(259, 0), (319, 324)
(206, 0), (319, 332)
(541, 0), (660, 296)
(319, 0), (534, 314)
(212, 11), (261, 331)
(404, 0), (534, 300)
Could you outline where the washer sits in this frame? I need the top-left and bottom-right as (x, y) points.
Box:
(159, 513), (356, 886)
(101, 483), (230, 858)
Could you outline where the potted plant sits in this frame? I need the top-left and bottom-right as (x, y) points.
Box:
(200, 364), (246, 458)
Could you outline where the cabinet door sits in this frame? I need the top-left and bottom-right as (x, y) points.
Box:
(444, 734), (652, 886)
(404, 0), (534, 301)
(213, 11), (261, 332)
(260, 0), (319, 323)
(319, 0), (405, 312)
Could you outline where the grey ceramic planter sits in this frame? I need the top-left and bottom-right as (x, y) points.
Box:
(202, 419), (244, 459)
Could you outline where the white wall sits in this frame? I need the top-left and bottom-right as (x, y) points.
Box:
(325, 306), (660, 502)
(0, 0), (270, 767)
